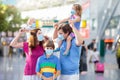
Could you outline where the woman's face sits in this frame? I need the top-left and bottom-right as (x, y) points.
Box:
(37, 30), (44, 41)
(37, 30), (42, 36)
(58, 29), (69, 40)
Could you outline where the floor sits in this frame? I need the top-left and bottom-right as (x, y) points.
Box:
(0, 51), (120, 80)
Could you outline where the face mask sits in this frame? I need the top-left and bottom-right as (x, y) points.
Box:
(37, 34), (44, 41)
(45, 49), (53, 55)
(26, 33), (30, 39)
(58, 34), (64, 40)
(31, 23), (36, 28)
(71, 9), (76, 15)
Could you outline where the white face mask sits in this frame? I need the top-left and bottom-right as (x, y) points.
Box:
(26, 33), (30, 39)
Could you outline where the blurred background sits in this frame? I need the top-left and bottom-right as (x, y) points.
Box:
(0, 0), (120, 80)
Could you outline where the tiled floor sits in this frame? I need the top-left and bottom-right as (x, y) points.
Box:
(0, 52), (120, 80)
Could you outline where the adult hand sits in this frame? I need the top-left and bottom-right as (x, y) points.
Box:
(19, 29), (25, 35)
(53, 23), (59, 29)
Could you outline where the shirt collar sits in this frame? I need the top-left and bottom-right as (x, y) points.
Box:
(43, 53), (54, 59)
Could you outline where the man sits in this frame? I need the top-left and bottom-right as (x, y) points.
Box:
(53, 21), (83, 80)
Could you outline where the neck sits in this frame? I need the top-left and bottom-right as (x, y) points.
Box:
(36, 41), (40, 45)
(46, 55), (50, 58)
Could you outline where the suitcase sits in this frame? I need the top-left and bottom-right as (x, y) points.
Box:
(95, 62), (104, 73)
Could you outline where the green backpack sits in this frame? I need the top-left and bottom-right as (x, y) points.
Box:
(116, 46), (120, 58)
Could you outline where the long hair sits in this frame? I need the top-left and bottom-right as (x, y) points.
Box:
(73, 4), (82, 17)
(28, 28), (44, 49)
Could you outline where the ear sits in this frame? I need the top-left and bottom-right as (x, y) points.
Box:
(66, 32), (69, 36)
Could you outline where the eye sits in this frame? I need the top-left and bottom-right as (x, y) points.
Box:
(50, 47), (53, 49)
(47, 47), (49, 49)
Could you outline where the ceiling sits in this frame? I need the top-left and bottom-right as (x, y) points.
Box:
(2, 0), (88, 11)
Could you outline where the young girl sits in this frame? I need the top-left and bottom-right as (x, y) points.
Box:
(54, 4), (82, 55)
(36, 40), (61, 80)
(25, 18), (36, 39)
(10, 28), (47, 80)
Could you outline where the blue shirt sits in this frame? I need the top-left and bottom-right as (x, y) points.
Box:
(60, 38), (81, 75)
(74, 22), (80, 30)
(70, 15), (81, 30)
(36, 54), (61, 78)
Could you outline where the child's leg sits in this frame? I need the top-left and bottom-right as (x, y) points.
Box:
(63, 35), (72, 55)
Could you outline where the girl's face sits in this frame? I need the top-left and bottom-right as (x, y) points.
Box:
(72, 6), (76, 10)
(28, 18), (36, 25)
(71, 6), (77, 15)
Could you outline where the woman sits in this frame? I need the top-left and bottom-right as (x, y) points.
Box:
(10, 28), (46, 80)
(53, 20), (83, 80)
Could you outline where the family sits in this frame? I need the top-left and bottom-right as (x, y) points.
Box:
(10, 4), (83, 80)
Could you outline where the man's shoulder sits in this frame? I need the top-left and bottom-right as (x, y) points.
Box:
(52, 55), (59, 60)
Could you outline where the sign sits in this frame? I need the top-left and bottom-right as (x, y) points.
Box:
(80, 0), (90, 39)
(80, 28), (89, 38)
(81, 20), (87, 28)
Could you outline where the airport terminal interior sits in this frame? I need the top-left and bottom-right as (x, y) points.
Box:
(0, 0), (120, 80)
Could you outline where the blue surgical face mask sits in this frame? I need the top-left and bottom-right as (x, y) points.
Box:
(31, 23), (36, 28)
(37, 34), (44, 41)
(45, 49), (53, 55)
(71, 9), (76, 15)
(58, 34), (64, 40)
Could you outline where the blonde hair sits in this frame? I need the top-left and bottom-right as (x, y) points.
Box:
(73, 4), (82, 17)
(27, 18), (36, 25)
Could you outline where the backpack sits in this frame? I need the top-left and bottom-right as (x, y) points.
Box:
(116, 46), (120, 58)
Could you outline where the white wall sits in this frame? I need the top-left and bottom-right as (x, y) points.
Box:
(21, 5), (72, 20)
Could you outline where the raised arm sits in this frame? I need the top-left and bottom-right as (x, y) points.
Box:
(69, 20), (83, 46)
(53, 24), (58, 40)
(10, 29), (24, 48)
(57, 17), (70, 24)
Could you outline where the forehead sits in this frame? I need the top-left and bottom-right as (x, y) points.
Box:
(45, 47), (53, 48)
(72, 6), (75, 9)
(37, 30), (42, 33)
(58, 29), (64, 34)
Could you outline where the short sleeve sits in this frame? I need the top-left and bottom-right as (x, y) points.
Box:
(36, 57), (41, 72)
(23, 42), (28, 54)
